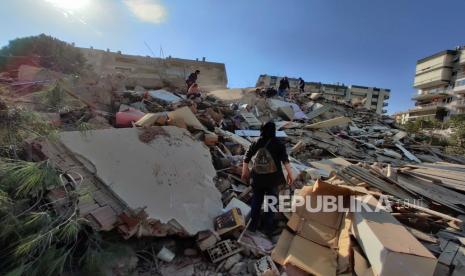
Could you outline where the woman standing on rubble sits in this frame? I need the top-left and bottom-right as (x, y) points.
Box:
(241, 121), (293, 236)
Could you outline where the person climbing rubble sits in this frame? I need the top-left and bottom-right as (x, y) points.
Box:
(187, 83), (202, 100)
(186, 69), (200, 90)
(298, 77), (305, 92)
(278, 76), (290, 98)
(241, 121), (294, 236)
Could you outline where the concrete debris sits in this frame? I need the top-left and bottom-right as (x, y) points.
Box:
(148, 89), (183, 104)
(59, 127), (223, 235)
(4, 62), (465, 276)
(304, 116), (351, 129)
(352, 195), (437, 275)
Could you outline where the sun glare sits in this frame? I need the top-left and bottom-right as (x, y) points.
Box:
(45, 0), (91, 12)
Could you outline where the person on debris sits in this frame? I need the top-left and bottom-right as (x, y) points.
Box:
(187, 83), (202, 100)
(241, 121), (293, 235)
(298, 77), (305, 92)
(186, 69), (200, 90)
(278, 77), (290, 97)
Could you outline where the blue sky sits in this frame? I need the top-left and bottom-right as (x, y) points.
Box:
(1, 0), (465, 114)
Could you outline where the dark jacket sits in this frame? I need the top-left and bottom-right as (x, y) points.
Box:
(299, 79), (305, 89)
(244, 137), (289, 188)
(186, 72), (198, 85)
(279, 78), (290, 90)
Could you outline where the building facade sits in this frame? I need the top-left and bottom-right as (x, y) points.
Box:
(404, 46), (465, 123)
(79, 47), (228, 91)
(256, 74), (390, 114)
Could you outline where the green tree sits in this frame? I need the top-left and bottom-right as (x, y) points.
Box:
(0, 34), (85, 74)
(447, 115), (465, 154)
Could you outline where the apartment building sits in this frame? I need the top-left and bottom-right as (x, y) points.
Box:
(256, 74), (390, 114)
(393, 111), (410, 125)
(79, 47), (228, 91)
(406, 46), (465, 122)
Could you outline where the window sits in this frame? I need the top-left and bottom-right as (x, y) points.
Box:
(270, 76), (277, 86)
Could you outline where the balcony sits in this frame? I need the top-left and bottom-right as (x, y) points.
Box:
(454, 99), (465, 107)
(408, 106), (444, 120)
(411, 102), (445, 111)
(414, 51), (454, 88)
(382, 109), (387, 114)
(414, 67), (453, 88)
(383, 102), (388, 107)
(411, 87), (451, 101)
(415, 51), (454, 74)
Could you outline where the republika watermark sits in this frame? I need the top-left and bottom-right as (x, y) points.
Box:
(262, 195), (423, 213)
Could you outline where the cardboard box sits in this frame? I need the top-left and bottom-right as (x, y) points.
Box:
(272, 229), (337, 276)
(352, 195), (437, 276)
(271, 180), (353, 276)
(287, 180), (352, 248)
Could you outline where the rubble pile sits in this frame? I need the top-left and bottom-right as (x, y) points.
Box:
(2, 66), (465, 276)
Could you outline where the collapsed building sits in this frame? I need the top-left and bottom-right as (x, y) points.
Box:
(79, 47), (228, 91)
(1, 48), (465, 276)
(257, 74), (390, 115)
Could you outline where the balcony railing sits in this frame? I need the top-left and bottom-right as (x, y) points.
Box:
(454, 99), (465, 106)
(411, 102), (444, 110)
(421, 87), (453, 95)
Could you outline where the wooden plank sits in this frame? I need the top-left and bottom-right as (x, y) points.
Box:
(405, 171), (465, 192)
(406, 226), (438, 243)
(395, 143), (421, 163)
(452, 246), (465, 266)
(438, 241), (460, 267)
(397, 174), (465, 214)
(452, 263), (465, 276)
(402, 202), (462, 223)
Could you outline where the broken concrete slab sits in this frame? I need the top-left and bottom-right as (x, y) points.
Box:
(268, 99), (307, 120)
(352, 195), (437, 276)
(395, 143), (421, 163)
(148, 89), (183, 103)
(240, 111), (262, 129)
(277, 106), (295, 121)
(304, 116), (351, 129)
(58, 126), (222, 235)
(305, 104), (331, 120)
(207, 88), (258, 103)
(392, 130), (408, 141)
